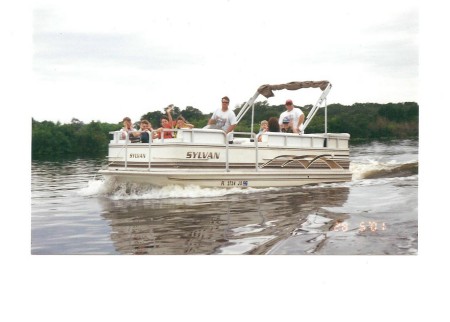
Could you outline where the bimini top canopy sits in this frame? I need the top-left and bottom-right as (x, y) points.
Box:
(257, 80), (330, 98)
(235, 80), (332, 132)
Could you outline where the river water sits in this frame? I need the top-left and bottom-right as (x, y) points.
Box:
(31, 139), (418, 255)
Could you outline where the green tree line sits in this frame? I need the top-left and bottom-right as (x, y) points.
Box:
(32, 101), (418, 158)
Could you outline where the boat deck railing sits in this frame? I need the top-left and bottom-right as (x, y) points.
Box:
(108, 129), (350, 171)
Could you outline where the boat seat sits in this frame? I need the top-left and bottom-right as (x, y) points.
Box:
(266, 135), (285, 146)
(181, 129), (226, 144)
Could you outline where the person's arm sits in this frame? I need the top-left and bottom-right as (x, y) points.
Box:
(208, 111), (217, 125)
(296, 114), (305, 133)
(120, 128), (126, 139)
(292, 110), (304, 133)
(155, 127), (163, 139)
(131, 129), (139, 137)
(278, 113), (284, 127)
(226, 112), (237, 134)
(225, 124), (236, 134)
(121, 127), (137, 139)
(166, 107), (175, 128)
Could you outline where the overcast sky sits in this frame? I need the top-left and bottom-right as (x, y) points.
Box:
(31, 0), (419, 124)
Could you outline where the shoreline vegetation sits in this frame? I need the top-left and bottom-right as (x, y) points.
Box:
(32, 101), (418, 158)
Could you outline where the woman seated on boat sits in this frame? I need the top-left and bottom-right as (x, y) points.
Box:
(155, 116), (175, 139)
(175, 115), (194, 129)
(172, 116), (194, 138)
(166, 105), (193, 130)
(268, 117), (280, 132)
(152, 104), (183, 139)
(157, 105), (193, 139)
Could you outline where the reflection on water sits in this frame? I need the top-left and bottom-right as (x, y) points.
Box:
(31, 139), (418, 255)
(99, 187), (350, 255)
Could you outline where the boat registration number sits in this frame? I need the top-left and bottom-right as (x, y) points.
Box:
(221, 180), (248, 187)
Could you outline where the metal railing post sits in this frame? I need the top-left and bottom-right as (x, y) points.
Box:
(324, 97), (328, 135)
(124, 132), (129, 168)
(255, 133), (260, 171)
(225, 132), (230, 172)
(148, 130), (153, 170)
(303, 83), (332, 131)
(235, 91), (260, 124)
(251, 103), (255, 135)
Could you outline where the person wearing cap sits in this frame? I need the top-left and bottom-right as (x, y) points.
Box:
(278, 99), (305, 134)
(280, 116), (294, 133)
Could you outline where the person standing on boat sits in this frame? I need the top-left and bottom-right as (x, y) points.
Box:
(278, 99), (305, 134)
(120, 116), (138, 140)
(205, 96), (237, 134)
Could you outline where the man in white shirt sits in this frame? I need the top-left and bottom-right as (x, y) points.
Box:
(206, 96), (237, 134)
(278, 99), (305, 134)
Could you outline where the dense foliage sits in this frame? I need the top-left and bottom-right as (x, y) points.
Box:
(32, 102), (418, 158)
(32, 118), (118, 157)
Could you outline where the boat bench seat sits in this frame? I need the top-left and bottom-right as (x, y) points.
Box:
(178, 130), (226, 144)
(265, 134), (324, 148)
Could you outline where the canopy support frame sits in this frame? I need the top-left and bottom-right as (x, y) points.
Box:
(234, 81), (333, 134)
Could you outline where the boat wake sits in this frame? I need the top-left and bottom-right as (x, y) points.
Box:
(351, 160), (418, 180)
(78, 178), (280, 200)
(78, 160), (417, 198)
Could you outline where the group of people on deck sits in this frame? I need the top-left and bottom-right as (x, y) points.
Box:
(120, 97), (304, 143)
(119, 105), (194, 142)
(256, 99), (305, 141)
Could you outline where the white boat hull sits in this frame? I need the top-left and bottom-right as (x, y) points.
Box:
(99, 130), (352, 188)
(99, 168), (351, 188)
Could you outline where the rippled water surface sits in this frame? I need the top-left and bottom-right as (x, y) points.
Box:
(31, 140), (418, 255)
